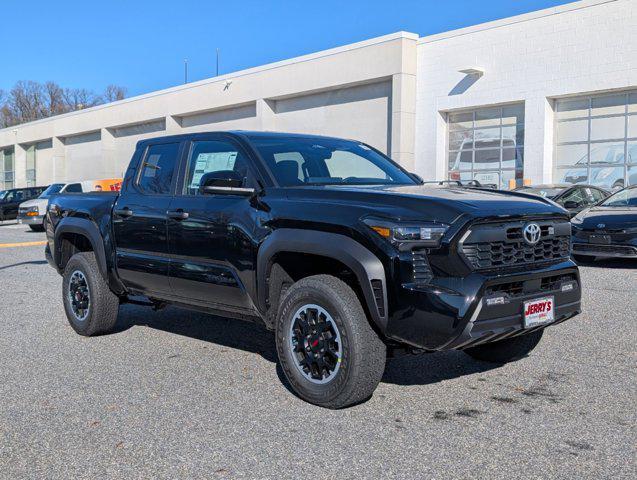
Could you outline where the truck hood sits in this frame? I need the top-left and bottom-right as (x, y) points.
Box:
(282, 184), (566, 223)
(19, 198), (48, 211)
(574, 206), (637, 230)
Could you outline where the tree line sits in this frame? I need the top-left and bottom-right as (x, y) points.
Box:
(0, 81), (127, 129)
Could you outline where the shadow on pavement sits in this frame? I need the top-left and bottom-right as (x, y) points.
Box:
(0, 260), (48, 271)
(113, 303), (498, 387)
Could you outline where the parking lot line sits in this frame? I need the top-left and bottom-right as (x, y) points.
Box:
(0, 240), (47, 249)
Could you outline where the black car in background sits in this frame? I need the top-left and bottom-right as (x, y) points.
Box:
(571, 186), (637, 260)
(515, 184), (610, 217)
(0, 186), (47, 221)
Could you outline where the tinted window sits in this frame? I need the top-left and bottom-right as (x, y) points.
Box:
(64, 183), (82, 193)
(137, 143), (180, 194)
(183, 140), (254, 195)
(249, 136), (415, 187)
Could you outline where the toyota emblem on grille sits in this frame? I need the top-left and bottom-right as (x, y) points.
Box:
(523, 223), (541, 245)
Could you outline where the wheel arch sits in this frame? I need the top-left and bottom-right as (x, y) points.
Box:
(257, 229), (388, 332)
(54, 217), (109, 283)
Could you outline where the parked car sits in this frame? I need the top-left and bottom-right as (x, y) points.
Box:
(17, 182), (84, 231)
(0, 186), (47, 222)
(560, 143), (637, 190)
(515, 184), (610, 217)
(571, 186), (637, 261)
(45, 131), (581, 408)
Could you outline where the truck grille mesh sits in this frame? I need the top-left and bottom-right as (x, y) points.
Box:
(461, 221), (571, 271)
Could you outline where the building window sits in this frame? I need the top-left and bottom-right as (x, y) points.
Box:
(554, 90), (637, 190)
(1, 148), (14, 190)
(26, 145), (36, 187)
(447, 104), (524, 189)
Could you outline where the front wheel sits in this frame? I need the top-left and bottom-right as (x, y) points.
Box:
(62, 252), (120, 336)
(463, 329), (544, 363)
(28, 224), (45, 232)
(275, 275), (386, 409)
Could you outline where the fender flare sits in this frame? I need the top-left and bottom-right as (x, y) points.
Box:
(54, 217), (109, 282)
(257, 229), (388, 331)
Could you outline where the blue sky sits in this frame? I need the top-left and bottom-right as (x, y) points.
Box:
(0, 0), (571, 97)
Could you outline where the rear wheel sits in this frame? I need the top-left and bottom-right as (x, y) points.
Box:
(463, 330), (544, 363)
(28, 224), (44, 232)
(62, 252), (119, 336)
(275, 275), (386, 409)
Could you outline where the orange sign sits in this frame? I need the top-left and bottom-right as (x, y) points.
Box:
(92, 178), (122, 192)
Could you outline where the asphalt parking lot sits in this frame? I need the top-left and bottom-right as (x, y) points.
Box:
(0, 221), (635, 479)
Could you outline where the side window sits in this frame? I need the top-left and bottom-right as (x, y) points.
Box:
(561, 188), (586, 206)
(589, 188), (607, 203)
(137, 143), (180, 195)
(5, 190), (15, 202)
(65, 183), (82, 193)
(184, 140), (255, 195)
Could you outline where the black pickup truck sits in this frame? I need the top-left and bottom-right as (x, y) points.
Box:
(45, 131), (581, 408)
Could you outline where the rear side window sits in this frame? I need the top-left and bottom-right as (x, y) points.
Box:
(65, 183), (82, 193)
(138, 143), (180, 194)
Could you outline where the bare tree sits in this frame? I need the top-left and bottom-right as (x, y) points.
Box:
(104, 84), (127, 103)
(0, 81), (127, 128)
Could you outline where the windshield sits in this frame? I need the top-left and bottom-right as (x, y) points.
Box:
(39, 183), (65, 198)
(600, 188), (637, 207)
(249, 136), (416, 187)
(518, 187), (563, 199)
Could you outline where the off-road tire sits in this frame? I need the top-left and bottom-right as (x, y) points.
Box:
(464, 329), (544, 363)
(62, 252), (119, 336)
(275, 274), (386, 409)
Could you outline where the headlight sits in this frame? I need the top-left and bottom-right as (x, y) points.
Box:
(363, 218), (449, 247)
(25, 206), (39, 216)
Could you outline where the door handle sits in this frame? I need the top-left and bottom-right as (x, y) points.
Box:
(114, 207), (133, 218)
(166, 209), (189, 220)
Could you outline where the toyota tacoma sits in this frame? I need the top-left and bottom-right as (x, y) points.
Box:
(45, 131), (581, 408)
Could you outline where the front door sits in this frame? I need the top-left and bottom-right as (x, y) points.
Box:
(113, 141), (182, 295)
(167, 136), (262, 311)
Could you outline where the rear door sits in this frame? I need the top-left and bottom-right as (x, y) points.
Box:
(166, 135), (263, 310)
(113, 141), (183, 295)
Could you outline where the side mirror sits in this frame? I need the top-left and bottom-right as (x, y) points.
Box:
(563, 200), (580, 210)
(199, 170), (255, 196)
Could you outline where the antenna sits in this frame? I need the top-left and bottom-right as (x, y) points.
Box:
(184, 59), (188, 84)
(216, 48), (220, 76)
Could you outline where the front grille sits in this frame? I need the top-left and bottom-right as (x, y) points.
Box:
(460, 219), (571, 271)
(412, 249), (433, 285)
(573, 244), (637, 256)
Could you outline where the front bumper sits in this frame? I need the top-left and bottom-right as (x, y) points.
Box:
(385, 260), (581, 351)
(17, 214), (44, 225)
(572, 237), (637, 258)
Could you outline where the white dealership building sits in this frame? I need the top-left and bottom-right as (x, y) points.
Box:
(1, 0), (635, 191)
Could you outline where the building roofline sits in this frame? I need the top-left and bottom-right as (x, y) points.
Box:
(418, 0), (619, 44)
(0, 31), (418, 135)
